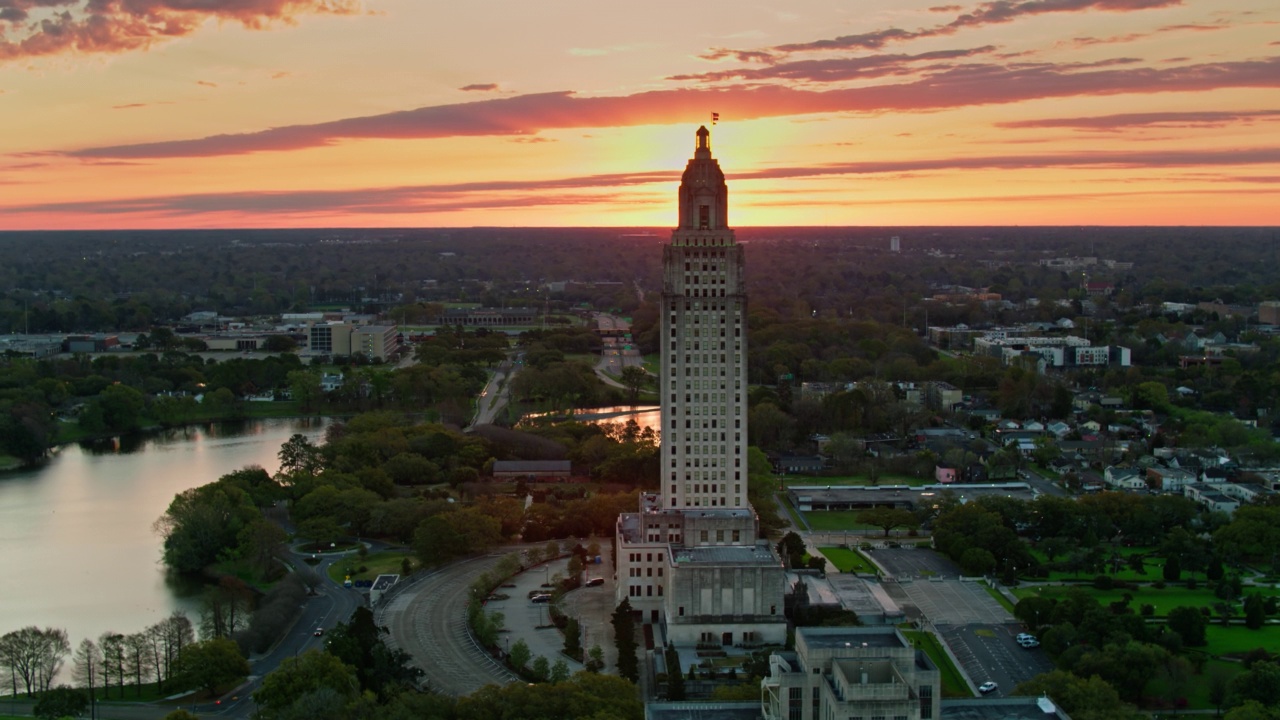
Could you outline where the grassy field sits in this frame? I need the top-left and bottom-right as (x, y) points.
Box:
(0, 454), (22, 471)
(802, 510), (886, 534)
(818, 547), (878, 574)
(1203, 624), (1280, 656)
(902, 630), (971, 697)
(1146, 658), (1242, 710)
(1013, 583), (1280, 616)
(326, 550), (416, 584)
(1025, 545), (1209, 583)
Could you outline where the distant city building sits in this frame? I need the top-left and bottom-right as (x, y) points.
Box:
(308, 322), (399, 361)
(1260, 301), (1280, 326)
(615, 126), (786, 646)
(890, 235), (901, 252)
(439, 307), (536, 326)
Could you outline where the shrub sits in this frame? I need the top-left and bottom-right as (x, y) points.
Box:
(1094, 575), (1114, 590)
(1141, 604), (1155, 617)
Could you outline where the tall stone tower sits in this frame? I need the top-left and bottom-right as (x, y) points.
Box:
(614, 128), (785, 646)
(661, 126), (749, 510)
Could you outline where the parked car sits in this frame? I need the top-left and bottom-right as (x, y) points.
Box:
(585, 577), (605, 587)
(531, 593), (552, 603)
(313, 627), (324, 636)
(979, 682), (998, 694)
(1019, 638), (1040, 649)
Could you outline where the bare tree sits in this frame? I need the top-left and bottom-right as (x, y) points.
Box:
(124, 632), (153, 696)
(98, 632), (125, 699)
(72, 638), (101, 718)
(0, 627), (69, 697)
(163, 613), (195, 683)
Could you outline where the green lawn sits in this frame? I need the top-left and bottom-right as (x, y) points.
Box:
(902, 630), (971, 697)
(0, 454), (22, 472)
(1013, 584), (1280, 616)
(803, 510), (881, 534)
(326, 550), (416, 584)
(818, 547), (878, 574)
(1025, 545), (1209, 583)
(1146, 658), (1242, 710)
(1203, 624), (1280, 656)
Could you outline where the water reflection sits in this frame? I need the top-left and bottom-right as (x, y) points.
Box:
(0, 417), (329, 676)
(520, 405), (660, 436)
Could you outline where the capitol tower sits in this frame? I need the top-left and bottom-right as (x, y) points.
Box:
(614, 127), (785, 648)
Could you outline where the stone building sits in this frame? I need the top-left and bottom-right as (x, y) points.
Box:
(762, 627), (940, 720)
(615, 127), (786, 647)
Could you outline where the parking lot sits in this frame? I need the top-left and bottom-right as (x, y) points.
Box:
(940, 623), (1056, 697)
(859, 546), (1054, 695)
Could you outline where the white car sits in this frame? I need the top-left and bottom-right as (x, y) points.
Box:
(979, 681), (998, 694)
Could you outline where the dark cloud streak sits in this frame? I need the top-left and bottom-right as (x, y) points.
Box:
(59, 56), (1280, 159)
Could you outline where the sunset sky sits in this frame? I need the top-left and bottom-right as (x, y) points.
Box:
(1, 0), (1278, 229)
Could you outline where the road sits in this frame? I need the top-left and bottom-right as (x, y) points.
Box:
(198, 550), (363, 718)
(378, 554), (519, 696)
(470, 352), (520, 428)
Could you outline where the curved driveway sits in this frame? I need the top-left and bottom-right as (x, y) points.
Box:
(377, 554), (519, 696)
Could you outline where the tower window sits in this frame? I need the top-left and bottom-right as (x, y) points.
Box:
(699, 205), (710, 229)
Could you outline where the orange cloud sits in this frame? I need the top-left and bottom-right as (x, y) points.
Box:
(997, 109), (1280, 130)
(0, 0), (361, 62)
(761, 0), (1183, 55)
(460, 83), (500, 92)
(58, 55), (1280, 159)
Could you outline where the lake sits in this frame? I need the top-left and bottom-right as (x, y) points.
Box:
(0, 418), (329, 658)
(519, 405), (660, 435)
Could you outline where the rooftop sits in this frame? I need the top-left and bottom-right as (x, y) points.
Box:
(672, 544), (779, 566)
(941, 697), (1070, 720)
(798, 627), (908, 650)
(645, 702), (762, 720)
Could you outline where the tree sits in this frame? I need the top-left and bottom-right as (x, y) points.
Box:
(620, 365), (647, 404)
(549, 658), (571, 684)
(177, 638), (249, 697)
(563, 617), (581, 658)
(71, 638), (101, 710)
(322, 607), (422, 698)
(508, 639), (531, 671)
(1163, 554), (1182, 582)
(1167, 606), (1208, 646)
(253, 650), (360, 720)
(1245, 593), (1267, 630)
(1014, 669), (1140, 720)
(664, 644), (685, 701)
(530, 655), (550, 682)
(277, 433), (324, 479)
(1014, 596), (1057, 631)
(858, 506), (918, 537)
(0, 627), (70, 698)
(585, 645), (605, 673)
(98, 632), (125, 699)
(287, 370), (324, 413)
(33, 686), (87, 720)
(612, 599), (639, 682)
(1228, 661), (1280, 709)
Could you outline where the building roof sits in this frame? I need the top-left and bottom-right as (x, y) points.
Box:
(941, 697), (1071, 720)
(798, 626), (907, 650)
(645, 702), (762, 720)
(491, 460), (572, 473)
(672, 544), (779, 567)
(372, 574), (399, 590)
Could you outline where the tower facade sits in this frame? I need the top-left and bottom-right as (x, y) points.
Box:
(613, 128), (785, 647)
(661, 126), (749, 510)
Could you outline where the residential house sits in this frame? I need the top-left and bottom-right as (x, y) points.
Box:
(1184, 484), (1240, 515)
(1104, 466), (1145, 491)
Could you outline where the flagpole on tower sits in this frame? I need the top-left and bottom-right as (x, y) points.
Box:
(711, 112), (719, 126)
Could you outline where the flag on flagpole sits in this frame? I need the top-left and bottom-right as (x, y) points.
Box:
(712, 112), (719, 125)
